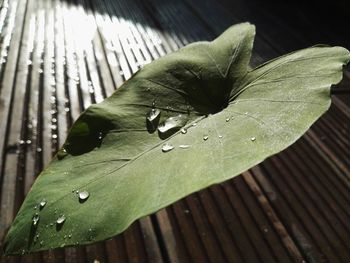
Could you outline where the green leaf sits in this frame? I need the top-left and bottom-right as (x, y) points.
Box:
(4, 23), (349, 255)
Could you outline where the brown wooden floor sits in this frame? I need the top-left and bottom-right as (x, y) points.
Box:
(0, 0), (350, 262)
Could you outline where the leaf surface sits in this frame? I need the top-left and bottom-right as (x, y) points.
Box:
(4, 23), (349, 254)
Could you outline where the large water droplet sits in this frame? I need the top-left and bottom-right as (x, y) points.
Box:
(79, 191), (90, 202)
(226, 118), (230, 122)
(251, 137), (256, 142)
(158, 115), (188, 138)
(32, 214), (40, 226)
(162, 143), (174, 153)
(39, 199), (47, 209)
(203, 135), (209, 141)
(146, 108), (161, 133)
(57, 148), (68, 160)
(56, 215), (66, 225)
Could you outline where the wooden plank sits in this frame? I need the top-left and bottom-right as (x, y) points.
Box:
(0, 0), (29, 242)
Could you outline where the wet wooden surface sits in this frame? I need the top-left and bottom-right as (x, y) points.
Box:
(0, 0), (349, 262)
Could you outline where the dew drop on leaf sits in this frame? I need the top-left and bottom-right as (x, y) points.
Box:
(79, 191), (90, 202)
(179, 145), (190, 149)
(218, 135), (223, 138)
(251, 137), (256, 141)
(32, 214), (39, 226)
(158, 114), (188, 135)
(226, 118), (230, 122)
(146, 108), (161, 133)
(203, 135), (209, 141)
(57, 148), (68, 160)
(39, 199), (47, 209)
(162, 143), (174, 153)
(180, 128), (187, 134)
(56, 215), (66, 225)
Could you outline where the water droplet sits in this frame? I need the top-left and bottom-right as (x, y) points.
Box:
(179, 145), (190, 149)
(162, 143), (174, 153)
(226, 118), (230, 122)
(244, 112), (248, 115)
(146, 108), (161, 133)
(98, 132), (103, 140)
(192, 123), (197, 127)
(147, 108), (161, 122)
(68, 234), (72, 238)
(158, 115), (188, 136)
(39, 199), (47, 209)
(251, 137), (256, 142)
(50, 223), (54, 227)
(203, 135), (209, 141)
(79, 191), (90, 202)
(57, 148), (68, 160)
(36, 147), (42, 152)
(180, 128), (187, 134)
(218, 135), (223, 138)
(52, 134), (58, 139)
(32, 213), (40, 226)
(19, 140), (25, 145)
(56, 215), (66, 225)
(26, 140), (32, 144)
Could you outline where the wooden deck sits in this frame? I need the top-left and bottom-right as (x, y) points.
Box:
(0, 0), (349, 262)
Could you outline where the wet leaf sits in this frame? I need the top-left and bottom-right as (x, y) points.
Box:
(4, 23), (349, 254)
